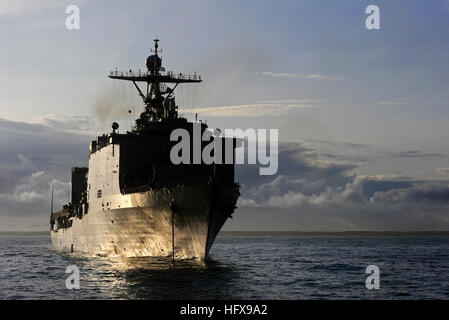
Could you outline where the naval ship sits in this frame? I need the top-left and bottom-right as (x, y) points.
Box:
(50, 39), (240, 261)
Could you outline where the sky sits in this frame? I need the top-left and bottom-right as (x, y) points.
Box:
(1, 0), (449, 231)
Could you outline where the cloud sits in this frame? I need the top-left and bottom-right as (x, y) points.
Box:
(258, 99), (327, 104)
(378, 100), (410, 106)
(437, 168), (449, 174)
(0, 170), (70, 217)
(0, 118), (89, 175)
(182, 103), (314, 117)
(306, 74), (341, 80)
(0, 117), (88, 229)
(31, 114), (99, 135)
(232, 142), (449, 230)
(393, 151), (446, 158)
(309, 139), (368, 149)
(254, 71), (342, 81)
(307, 139), (447, 164)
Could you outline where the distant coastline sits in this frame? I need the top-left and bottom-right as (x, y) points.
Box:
(0, 231), (50, 236)
(1, 230), (449, 237)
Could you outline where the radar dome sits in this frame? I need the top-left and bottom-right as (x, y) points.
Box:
(146, 54), (162, 71)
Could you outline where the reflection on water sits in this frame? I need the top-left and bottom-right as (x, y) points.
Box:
(71, 255), (239, 299)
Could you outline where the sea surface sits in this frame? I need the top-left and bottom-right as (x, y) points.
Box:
(0, 235), (448, 299)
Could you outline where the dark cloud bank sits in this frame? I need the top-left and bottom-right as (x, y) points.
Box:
(0, 117), (89, 230)
(1, 117), (448, 231)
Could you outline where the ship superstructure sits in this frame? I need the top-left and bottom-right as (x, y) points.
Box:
(50, 39), (240, 261)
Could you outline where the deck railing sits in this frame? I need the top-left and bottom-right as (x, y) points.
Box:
(109, 70), (201, 81)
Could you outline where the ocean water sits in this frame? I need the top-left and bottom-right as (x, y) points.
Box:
(0, 235), (448, 300)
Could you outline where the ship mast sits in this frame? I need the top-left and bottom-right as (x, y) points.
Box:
(108, 39), (202, 130)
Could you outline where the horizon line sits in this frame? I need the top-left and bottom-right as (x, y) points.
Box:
(2, 230), (449, 237)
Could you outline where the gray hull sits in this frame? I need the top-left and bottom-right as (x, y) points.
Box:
(51, 182), (238, 261)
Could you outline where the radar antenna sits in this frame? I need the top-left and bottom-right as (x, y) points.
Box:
(51, 185), (54, 215)
(108, 39), (202, 130)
